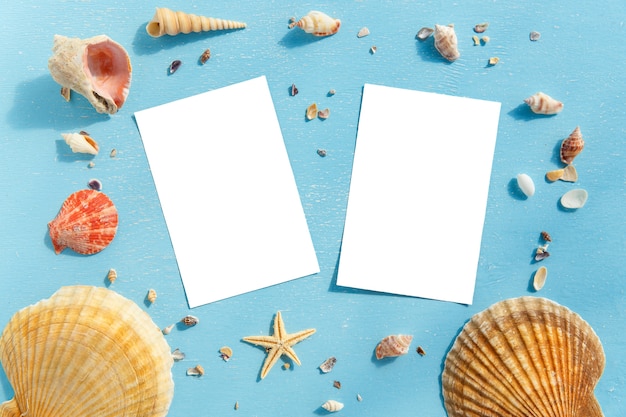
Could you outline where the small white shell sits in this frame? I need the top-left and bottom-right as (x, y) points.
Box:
(321, 400), (344, 412)
(171, 348), (185, 361)
(434, 24), (460, 62)
(533, 266), (548, 291)
(516, 174), (535, 197)
(62, 132), (99, 155)
(560, 189), (588, 209)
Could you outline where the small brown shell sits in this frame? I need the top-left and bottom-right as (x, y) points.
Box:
(434, 24), (460, 62)
(306, 103), (318, 120)
(107, 268), (117, 283)
(181, 315), (199, 326)
(560, 126), (584, 165)
(375, 334), (413, 359)
(199, 48), (211, 64)
(318, 108), (330, 119)
(219, 346), (233, 361)
(147, 289), (157, 304)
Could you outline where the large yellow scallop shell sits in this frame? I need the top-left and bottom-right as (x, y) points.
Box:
(0, 286), (174, 417)
(442, 296), (605, 417)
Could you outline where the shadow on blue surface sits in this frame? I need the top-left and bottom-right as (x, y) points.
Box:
(6, 75), (111, 130)
(415, 37), (455, 64)
(507, 103), (560, 121)
(507, 177), (530, 200)
(131, 23), (248, 56)
(54, 140), (96, 163)
(278, 27), (333, 49)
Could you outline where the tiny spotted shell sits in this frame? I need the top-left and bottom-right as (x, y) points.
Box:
(375, 334), (413, 359)
(48, 189), (118, 255)
(181, 315), (199, 326)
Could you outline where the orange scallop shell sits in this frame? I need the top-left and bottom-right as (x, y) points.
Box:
(48, 189), (118, 255)
(560, 126), (584, 165)
(375, 334), (413, 359)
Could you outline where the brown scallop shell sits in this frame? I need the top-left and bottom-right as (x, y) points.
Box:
(0, 286), (174, 417)
(48, 189), (118, 255)
(560, 126), (584, 165)
(375, 334), (413, 359)
(442, 296), (605, 417)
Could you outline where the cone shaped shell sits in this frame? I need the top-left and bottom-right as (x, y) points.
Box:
(434, 24), (460, 61)
(375, 334), (413, 359)
(48, 189), (118, 255)
(524, 92), (563, 115)
(48, 35), (131, 114)
(560, 126), (584, 165)
(289, 11), (341, 37)
(146, 7), (246, 37)
(0, 286), (174, 417)
(442, 296), (605, 417)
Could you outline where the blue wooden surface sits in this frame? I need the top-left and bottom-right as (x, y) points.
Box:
(1, 1), (625, 416)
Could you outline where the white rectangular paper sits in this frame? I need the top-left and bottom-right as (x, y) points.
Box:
(337, 84), (501, 304)
(135, 76), (319, 308)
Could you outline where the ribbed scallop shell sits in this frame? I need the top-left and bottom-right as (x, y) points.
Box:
(434, 24), (460, 62)
(146, 7), (246, 37)
(442, 296), (605, 417)
(375, 334), (413, 359)
(48, 35), (131, 114)
(289, 11), (341, 36)
(0, 286), (174, 417)
(48, 189), (118, 255)
(560, 126), (584, 165)
(524, 92), (564, 115)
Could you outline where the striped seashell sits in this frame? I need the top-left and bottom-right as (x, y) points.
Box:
(289, 11), (341, 37)
(0, 286), (174, 417)
(375, 334), (413, 359)
(321, 400), (344, 412)
(434, 24), (460, 62)
(48, 189), (118, 255)
(524, 92), (563, 115)
(146, 7), (246, 37)
(442, 296), (605, 417)
(560, 126), (584, 164)
(62, 132), (99, 155)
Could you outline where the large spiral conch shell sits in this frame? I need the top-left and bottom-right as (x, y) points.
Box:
(442, 296), (605, 417)
(560, 126), (584, 165)
(289, 11), (341, 37)
(48, 35), (131, 114)
(0, 285), (174, 417)
(146, 7), (247, 37)
(434, 24), (460, 62)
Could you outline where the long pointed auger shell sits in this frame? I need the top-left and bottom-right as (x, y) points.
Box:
(0, 286), (174, 417)
(146, 7), (246, 37)
(442, 296), (605, 417)
(48, 35), (131, 114)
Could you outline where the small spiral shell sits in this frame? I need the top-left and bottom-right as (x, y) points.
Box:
(375, 334), (413, 359)
(524, 92), (563, 115)
(434, 24), (460, 62)
(560, 126), (584, 165)
(321, 400), (344, 412)
(146, 7), (246, 37)
(289, 11), (341, 37)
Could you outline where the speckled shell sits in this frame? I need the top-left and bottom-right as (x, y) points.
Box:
(146, 7), (246, 37)
(434, 24), (460, 61)
(560, 126), (584, 165)
(289, 11), (341, 36)
(48, 189), (118, 255)
(524, 92), (563, 115)
(442, 296), (605, 417)
(375, 334), (413, 359)
(0, 286), (174, 417)
(48, 35), (131, 114)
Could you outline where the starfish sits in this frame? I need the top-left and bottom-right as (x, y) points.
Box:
(242, 311), (316, 379)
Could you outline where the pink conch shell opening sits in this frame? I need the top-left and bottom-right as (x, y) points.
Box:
(48, 189), (119, 255)
(48, 35), (132, 114)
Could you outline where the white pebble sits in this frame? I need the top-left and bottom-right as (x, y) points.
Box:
(516, 173), (535, 197)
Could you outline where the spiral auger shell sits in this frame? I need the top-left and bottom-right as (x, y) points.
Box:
(146, 7), (247, 37)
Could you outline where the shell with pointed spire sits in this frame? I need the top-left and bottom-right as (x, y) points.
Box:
(560, 126), (584, 165)
(442, 296), (605, 417)
(48, 35), (131, 114)
(146, 7), (246, 37)
(48, 189), (118, 255)
(289, 11), (341, 36)
(375, 334), (413, 359)
(524, 92), (563, 115)
(0, 285), (174, 417)
(434, 24), (460, 61)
